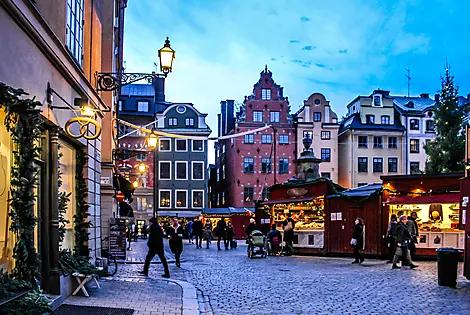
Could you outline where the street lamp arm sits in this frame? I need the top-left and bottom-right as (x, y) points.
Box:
(95, 72), (167, 91)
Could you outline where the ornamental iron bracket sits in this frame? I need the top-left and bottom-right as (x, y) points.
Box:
(113, 148), (148, 161)
(95, 72), (167, 91)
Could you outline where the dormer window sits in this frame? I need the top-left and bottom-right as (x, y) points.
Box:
(366, 115), (375, 124)
(410, 119), (419, 130)
(373, 95), (381, 106)
(261, 89), (271, 100)
(381, 115), (390, 124)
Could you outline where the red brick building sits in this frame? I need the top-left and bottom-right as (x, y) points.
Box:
(215, 66), (296, 208)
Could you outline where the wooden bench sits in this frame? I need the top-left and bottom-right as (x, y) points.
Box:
(71, 272), (101, 297)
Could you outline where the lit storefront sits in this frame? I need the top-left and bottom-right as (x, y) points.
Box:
(202, 207), (253, 239)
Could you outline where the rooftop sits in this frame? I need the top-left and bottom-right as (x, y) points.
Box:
(392, 95), (435, 113)
(121, 84), (155, 97)
(327, 183), (383, 199)
(339, 113), (405, 134)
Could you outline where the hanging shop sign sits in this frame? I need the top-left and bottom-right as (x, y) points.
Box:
(65, 116), (102, 140)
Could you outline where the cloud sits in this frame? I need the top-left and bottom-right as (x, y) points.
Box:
(300, 16), (310, 22)
(338, 49), (348, 54)
(290, 40), (300, 43)
(302, 45), (316, 51)
(291, 59), (312, 68)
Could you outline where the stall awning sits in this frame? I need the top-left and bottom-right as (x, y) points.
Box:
(385, 193), (460, 204)
(261, 196), (314, 205)
(201, 207), (253, 216)
(157, 210), (201, 218)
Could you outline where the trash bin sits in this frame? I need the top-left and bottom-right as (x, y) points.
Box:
(436, 248), (462, 287)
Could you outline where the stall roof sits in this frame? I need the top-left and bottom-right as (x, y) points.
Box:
(261, 196), (314, 205)
(385, 193), (460, 204)
(157, 210), (201, 217)
(201, 208), (252, 215)
(327, 184), (383, 199)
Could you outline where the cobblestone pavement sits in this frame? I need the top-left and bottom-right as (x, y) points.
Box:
(118, 239), (470, 315)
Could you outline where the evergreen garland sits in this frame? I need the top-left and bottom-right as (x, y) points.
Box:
(58, 147), (71, 246)
(0, 83), (42, 286)
(73, 149), (91, 257)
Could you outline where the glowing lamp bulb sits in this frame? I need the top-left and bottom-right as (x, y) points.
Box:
(80, 105), (95, 117)
(133, 180), (139, 188)
(138, 163), (146, 173)
(147, 134), (158, 149)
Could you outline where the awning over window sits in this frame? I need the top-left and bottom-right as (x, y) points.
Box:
(201, 207), (252, 216)
(385, 193), (460, 204)
(261, 196), (314, 205)
(157, 210), (202, 218)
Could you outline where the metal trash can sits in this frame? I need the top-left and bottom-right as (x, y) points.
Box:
(436, 248), (462, 287)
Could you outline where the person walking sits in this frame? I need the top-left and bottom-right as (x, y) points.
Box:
(139, 217), (170, 278)
(192, 217), (204, 249)
(186, 219), (194, 244)
(282, 214), (295, 256)
(168, 218), (184, 268)
(407, 211), (419, 260)
(386, 214), (398, 263)
(392, 215), (418, 269)
(351, 218), (365, 264)
(226, 221), (235, 249)
(203, 220), (213, 248)
(142, 223), (148, 240)
(215, 219), (228, 250)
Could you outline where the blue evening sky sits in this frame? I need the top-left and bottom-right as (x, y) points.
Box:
(124, 0), (470, 162)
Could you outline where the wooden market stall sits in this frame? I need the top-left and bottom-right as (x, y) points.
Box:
(460, 176), (470, 280)
(202, 207), (253, 239)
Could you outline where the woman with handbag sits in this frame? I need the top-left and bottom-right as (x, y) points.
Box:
(351, 218), (365, 264)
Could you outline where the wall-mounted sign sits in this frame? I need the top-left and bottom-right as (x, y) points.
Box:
(100, 176), (110, 185)
(287, 188), (308, 197)
(65, 117), (101, 140)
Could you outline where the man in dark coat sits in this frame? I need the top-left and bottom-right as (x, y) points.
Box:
(282, 214), (295, 256)
(215, 219), (228, 250)
(392, 215), (418, 269)
(406, 211), (419, 259)
(167, 218), (184, 268)
(139, 217), (170, 278)
(192, 217), (204, 249)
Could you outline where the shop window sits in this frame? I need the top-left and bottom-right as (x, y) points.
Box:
(192, 162), (204, 180)
(410, 162), (420, 174)
(244, 187), (254, 201)
(308, 235), (314, 245)
(66, 0), (84, 66)
(176, 162), (187, 180)
(321, 148), (331, 162)
(426, 120), (435, 131)
(244, 158), (254, 173)
(175, 190), (187, 208)
(261, 134), (272, 144)
(253, 111), (263, 122)
(381, 115), (390, 124)
(321, 172), (331, 179)
(321, 131), (330, 140)
(192, 190), (204, 208)
(261, 89), (271, 100)
(279, 135), (289, 144)
(358, 157), (368, 172)
(366, 115), (375, 124)
(373, 136), (383, 149)
(410, 139), (419, 153)
(358, 136), (368, 148)
(388, 137), (398, 149)
(176, 139), (187, 151)
(270, 111), (280, 123)
(313, 112), (322, 122)
(244, 134), (254, 144)
(58, 141), (76, 251)
(159, 190), (171, 208)
(159, 139), (171, 151)
(410, 119), (419, 130)
(373, 157), (383, 172)
(159, 162), (171, 179)
(192, 140), (204, 152)
(278, 158), (289, 174)
(137, 101), (149, 112)
(388, 158), (398, 173)
(261, 158), (272, 173)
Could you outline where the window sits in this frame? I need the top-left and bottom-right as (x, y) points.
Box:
(176, 106), (186, 114)
(159, 139), (171, 151)
(244, 134), (254, 144)
(358, 157), (368, 172)
(159, 162), (171, 180)
(313, 112), (322, 122)
(159, 190), (171, 208)
(176, 190), (187, 208)
(388, 137), (398, 149)
(410, 119), (419, 130)
(136, 152), (146, 161)
(192, 190), (204, 208)
(176, 162), (187, 180)
(279, 135), (289, 144)
(168, 118), (178, 126)
(66, 0), (84, 65)
(244, 187), (254, 201)
(358, 136), (368, 148)
(261, 158), (272, 173)
(321, 172), (331, 179)
(261, 89), (271, 100)
(303, 131), (313, 139)
(279, 158), (289, 174)
(366, 115), (375, 124)
(253, 111), (263, 122)
(261, 134), (272, 144)
(137, 101), (149, 112)
(410, 139), (419, 153)
(373, 136), (383, 149)
(410, 162), (420, 174)
(381, 115), (390, 124)
(222, 165), (225, 179)
(136, 197), (148, 211)
(321, 131), (331, 140)
(321, 148), (331, 162)
(388, 158), (398, 173)
(373, 96), (381, 106)
(270, 111), (280, 123)
(261, 187), (270, 201)
(426, 120), (435, 131)
(176, 139), (187, 151)
(118, 100), (123, 111)
(185, 118), (195, 126)
(192, 140), (204, 151)
(244, 158), (254, 173)
(192, 162), (204, 180)
(373, 157), (383, 172)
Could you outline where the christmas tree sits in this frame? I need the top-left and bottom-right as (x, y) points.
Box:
(424, 64), (465, 173)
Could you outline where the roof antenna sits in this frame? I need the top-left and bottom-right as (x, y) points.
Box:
(405, 68), (411, 97)
(153, 62), (158, 72)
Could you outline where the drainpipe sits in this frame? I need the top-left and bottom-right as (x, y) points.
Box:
(404, 116), (408, 174)
(351, 130), (355, 187)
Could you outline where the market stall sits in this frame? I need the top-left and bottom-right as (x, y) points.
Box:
(202, 207), (253, 239)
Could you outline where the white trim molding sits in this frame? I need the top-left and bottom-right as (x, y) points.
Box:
(191, 161), (205, 180)
(158, 161), (172, 180)
(159, 138), (172, 152)
(192, 139), (205, 152)
(192, 190), (205, 209)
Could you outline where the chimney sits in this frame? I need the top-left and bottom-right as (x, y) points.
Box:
(217, 113), (221, 138)
(420, 93), (429, 99)
(153, 77), (165, 102)
(434, 94), (440, 103)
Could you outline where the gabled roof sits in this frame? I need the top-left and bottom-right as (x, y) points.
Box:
(339, 113), (405, 134)
(327, 183), (382, 199)
(121, 84), (154, 97)
(392, 96), (435, 113)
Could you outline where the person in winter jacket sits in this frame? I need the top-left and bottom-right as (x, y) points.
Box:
(192, 218), (204, 249)
(226, 222), (235, 249)
(406, 211), (419, 258)
(386, 214), (398, 263)
(282, 214), (295, 256)
(215, 219), (228, 250)
(167, 218), (184, 268)
(139, 217), (170, 278)
(351, 218), (365, 264)
(392, 215), (418, 269)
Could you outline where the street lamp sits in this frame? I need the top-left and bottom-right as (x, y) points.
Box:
(146, 132), (158, 149)
(158, 37), (176, 74)
(132, 180), (139, 189)
(138, 163), (146, 174)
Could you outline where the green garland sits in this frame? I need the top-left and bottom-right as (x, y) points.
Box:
(73, 149), (91, 257)
(58, 249), (100, 276)
(58, 147), (71, 246)
(0, 83), (42, 285)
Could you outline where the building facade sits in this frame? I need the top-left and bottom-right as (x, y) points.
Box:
(0, 0), (124, 296)
(218, 67), (296, 208)
(294, 93), (340, 182)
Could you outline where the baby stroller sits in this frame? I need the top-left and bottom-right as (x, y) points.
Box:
(266, 234), (282, 256)
(247, 230), (267, 259)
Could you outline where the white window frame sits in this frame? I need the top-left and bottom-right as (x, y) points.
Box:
(175, 139), (188, 152)
(192, 140), (204, 152)
(158, 161), (172, 180)
(185, 118), (195, 126)
(137, 101), (149, 112)
(261, 89), (271, 100)
(66, 0), (84, 66)
(159, 189), (172, 209)
(168, 118), (178, 126)
(191, 161), (205, 180)
(175, 190), (188, 208)
(373, 94), (382, 107)
(175, 161), (188, 180)
(388, 156), (399, 173)
(253, 111), (263, 122)
(159, 138), (171, 152)
(192, 190), (204, 209)
(372, 156), (384, 173)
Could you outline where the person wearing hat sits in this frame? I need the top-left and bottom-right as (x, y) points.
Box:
(139, 217), (170, 278)
(245, 218), (256, 237)
(392, 215), (418, 270)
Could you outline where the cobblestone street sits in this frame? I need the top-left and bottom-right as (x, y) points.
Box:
(112, 240), (470, 315)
